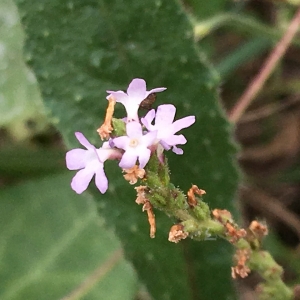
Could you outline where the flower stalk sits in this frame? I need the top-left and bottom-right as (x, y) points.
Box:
(138, 154), (294, 300)
(66, 78), (296, 300)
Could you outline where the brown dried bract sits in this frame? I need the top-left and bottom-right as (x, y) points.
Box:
(225, 222), (247, 243)
(213, 209), (246, 243)
(97, 95), (116, 140)
(187, 185), (206, 207)
(123, 165), (146, 185)
(168, 224), (189, 243)
(140, 93), (156, 110)
(134, 186), (155, 238)
(143, 200), (156, 238)
(231, 249), (251, 279)
(249, 220), (268, 240)
(135, 185), (147, 205)
(212, 209), (233, 224)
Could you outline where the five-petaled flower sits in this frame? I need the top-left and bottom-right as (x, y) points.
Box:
(66, 132), (121, 194)
(113, 121), (157, 169)
(141, 104), (195, 154)
(106, 78), (166, 122)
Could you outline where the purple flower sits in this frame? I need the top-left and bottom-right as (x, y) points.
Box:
(107, 78), (166, 122)
(113, 121), (157, 169)
(141, 104), (195, 154)
(66, 132), (121, 194)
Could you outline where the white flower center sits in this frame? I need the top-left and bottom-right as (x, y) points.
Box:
(129, 138), (139, 148)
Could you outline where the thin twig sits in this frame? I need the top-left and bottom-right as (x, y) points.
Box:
(61, 249), (123, 300)
(240, 185), (300, 241)
(228, 8), (300, 123)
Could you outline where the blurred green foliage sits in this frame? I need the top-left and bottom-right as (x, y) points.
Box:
(8, 0), (300, 298)
(0, 0), (47, 140)
(0, 174), (137, 300)
(12, 0), (238, 299)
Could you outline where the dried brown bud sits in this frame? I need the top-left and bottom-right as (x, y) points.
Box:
(135, 185), (147, 205)
(123, 165), (145, 184)
(140, 93), (156, 110)
(187, 185), (206, 207)
(232, 249), (251, 279)
(225, 222), (247, 243)
(143, 200), (156, 238)
(134, 187), (155, 238)
(249, 220), (268, 240)
(168, 224), (189, 243)
(97, 96), (116, 140)
(212, 209), (233, 224)
(213, 209), (246, 243)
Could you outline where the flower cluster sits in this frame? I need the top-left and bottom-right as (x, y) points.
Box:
(66, 78), (195, 194)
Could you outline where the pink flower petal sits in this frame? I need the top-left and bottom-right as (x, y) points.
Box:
(141, 109), (155, 129)
(113, 136), (129, 150)
(127, 78), (147, 99)
(106, 91), (128, 104)
(155, 104), (176, 127)
(164, 134), (187, 146)
(95, 168), (108, 194)
(66, 149), (87, 170)
(141, 130), (157, 147)
(147, 87), (167, 94)
(119, 150), (137, 169)
(71, 166), (95, 194)
(172, 116), (195, 133)
(75, 132), (94, 150)
(138, 148), (151, 169)
(126, 121), (143, 138)
(172, 146), (183, 155)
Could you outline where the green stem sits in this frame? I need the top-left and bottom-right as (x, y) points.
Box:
(141, 154), (294, 300)
(194, 13), (300, 47)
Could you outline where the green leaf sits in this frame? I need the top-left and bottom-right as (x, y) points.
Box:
(0, 0), (47, 140)
(15, 0), (238, 299)
(0, 173), (137, 300)
(0, 146), (65, 178)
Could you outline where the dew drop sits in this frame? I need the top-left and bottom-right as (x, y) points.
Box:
(126, 42), (137, 50)
(213, 172), (222, 181)
(24, 52), (33, 62)
(162, 292), (171, 300)
(155, 0), (162, 7)
(74, 93), (83, 102)
(37, 4), (45, 11)
(179, 55), (187, 64)
(146, 252), (154, 261)
(67, 2), (74, 10)
(89, 50), (104, 68)
(202, 138), (211, 146)
(130, 224), (138, 233)
(43, 30), (50, 37)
